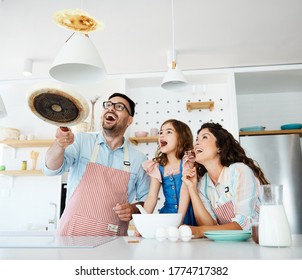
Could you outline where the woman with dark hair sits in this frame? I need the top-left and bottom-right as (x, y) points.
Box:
(182, 122), (268, 237)
(142, 119), (197, 225)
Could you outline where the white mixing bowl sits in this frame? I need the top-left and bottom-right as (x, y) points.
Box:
(132, 213), (182, 238)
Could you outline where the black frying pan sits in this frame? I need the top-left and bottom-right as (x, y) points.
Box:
(27, 84), (89, 130)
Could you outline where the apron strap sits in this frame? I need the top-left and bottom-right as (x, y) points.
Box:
(90, 142), (100, 163)
(90, 140), (130, 173)
(123, 144), (130, 173)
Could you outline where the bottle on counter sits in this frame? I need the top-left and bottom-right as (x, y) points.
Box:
(258, 184), (292, 247)
(21, 160), (27, 170)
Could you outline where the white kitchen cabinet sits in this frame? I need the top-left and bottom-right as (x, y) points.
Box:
(0, 139), (61, 231)
(235, 64), (302, 132)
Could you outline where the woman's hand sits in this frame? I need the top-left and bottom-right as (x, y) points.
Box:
(188, 225), (205, 238)
(182, 167), (198, 191)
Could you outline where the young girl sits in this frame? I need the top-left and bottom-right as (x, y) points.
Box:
(182, 122), (269, 237)
(142, 119), (196, 225)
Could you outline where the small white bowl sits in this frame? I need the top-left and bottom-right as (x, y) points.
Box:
(135, 131), (149, 137)
(132, 213), (182, 239)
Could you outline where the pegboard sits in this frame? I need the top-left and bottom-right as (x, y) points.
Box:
(126, 83), (234, 159)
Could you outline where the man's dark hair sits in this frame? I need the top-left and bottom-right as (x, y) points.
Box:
(108, 93), (135, 116)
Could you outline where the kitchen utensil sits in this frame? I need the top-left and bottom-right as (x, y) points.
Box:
(30, 150), (39, 170)
(150, 128), (159, 136)
(135, 131), (149, 137)
(132, 213), (182, 239)
(88, 96), (100, 132)
(258, 184), (292, 247)
(204, 230), (251, 242)
(280, 123), (302, 130)
(27, 84), (89, 129)
(240, 126), (265, 132)
(27, 134), (35, 140)
(136, 204), (147, 214)
(0, 127), (20, 140)
(19, 134), (27, 141)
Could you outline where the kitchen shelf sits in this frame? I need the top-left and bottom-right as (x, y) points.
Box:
(128, 136), (158, 145)
(186, 101), (214, 112)
(239, 129), (302, 137)
(0, 170), (44, 176)
(0, 139), (54, 148)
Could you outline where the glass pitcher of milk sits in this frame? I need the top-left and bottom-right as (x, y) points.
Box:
(258, 184), (292, 247)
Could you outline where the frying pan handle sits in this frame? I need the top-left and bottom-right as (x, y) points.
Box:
(60, 126), (69, 132)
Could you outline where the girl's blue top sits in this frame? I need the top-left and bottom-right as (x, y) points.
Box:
(159, 161), (197, 226)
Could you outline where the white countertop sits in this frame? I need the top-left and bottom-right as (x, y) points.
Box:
(0, 234), (301, 260)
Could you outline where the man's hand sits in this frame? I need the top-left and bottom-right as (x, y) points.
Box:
(113, 202), (135, 222)
(55, 127), (74, 148)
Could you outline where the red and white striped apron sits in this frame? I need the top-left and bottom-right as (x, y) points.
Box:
(57, 142), (130, 236)
(212, 200), (235, 225)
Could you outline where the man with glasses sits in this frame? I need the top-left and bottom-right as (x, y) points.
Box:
(44, 93), (150, 236)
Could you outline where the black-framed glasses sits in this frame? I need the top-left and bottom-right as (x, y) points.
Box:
(103, 101), (131, 115)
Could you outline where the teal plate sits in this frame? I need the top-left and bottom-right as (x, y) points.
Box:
(204, 230), (251, 235)
(204, 230), (251, 242)
(240, 126), (265, 132)
(280, 123), (302, 130)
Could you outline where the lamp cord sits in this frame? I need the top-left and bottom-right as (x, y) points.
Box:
(171, 0), (177, 69)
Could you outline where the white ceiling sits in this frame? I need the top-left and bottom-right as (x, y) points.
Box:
(1, 0), (302, 83)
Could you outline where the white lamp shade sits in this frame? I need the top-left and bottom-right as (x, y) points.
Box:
(161, 65), (188, 90)
(0, 95), (7, 118)
(49, 33), (107, 84)
(22, 59), (33, 76)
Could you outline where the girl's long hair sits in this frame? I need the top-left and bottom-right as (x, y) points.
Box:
(195, 122), (269, 184)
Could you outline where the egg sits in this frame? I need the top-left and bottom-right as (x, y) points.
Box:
(179, 225), (192, 242)
(167, 226), (180, 242)
(155, 227), (167, 242)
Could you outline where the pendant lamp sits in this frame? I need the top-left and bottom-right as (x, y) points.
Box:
(22, 59), (33, 76)
(161, 0), (188, 90)
(161, 58), (187, 90)
(0, 95), (7, 118)
(49, 32), (107, 84)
